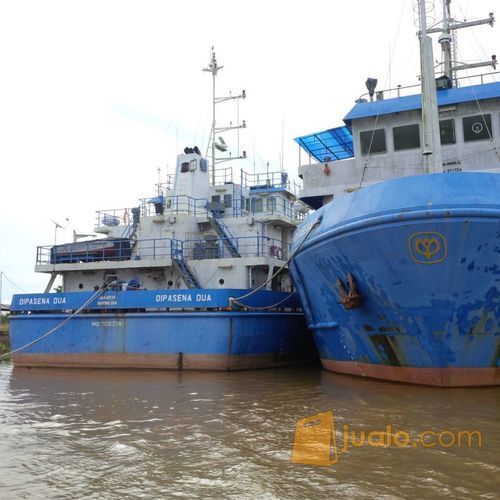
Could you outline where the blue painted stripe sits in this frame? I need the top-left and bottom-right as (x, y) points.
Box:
(11, 289), (301, 312)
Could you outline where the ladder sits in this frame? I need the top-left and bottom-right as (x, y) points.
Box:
(171, 240), (201, 289)
(211, 211), (241, 257)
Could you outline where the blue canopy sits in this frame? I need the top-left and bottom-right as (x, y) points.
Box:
(294, 126), (354, 163)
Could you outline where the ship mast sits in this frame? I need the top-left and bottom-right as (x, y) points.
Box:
(418, 0), (442, 174)
(439, 0), (453, 80)
(202, 47), (247, 185)
(418, 0), (496, 174)
(425, 1), (496, 83)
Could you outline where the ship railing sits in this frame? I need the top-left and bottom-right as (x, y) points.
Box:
(95, 207), (137, 228)
(139, 195), (209, 217)
(357, 70), (499, 101)
(156, 174), (175, 192)
(241, 196), (306, 221)
(210, 166), (234, 186)
(183, 236), (292, 261)
(36, 238), (176, 265)
(241, 170), (303, 195)
(36, 235), (293, 265)
(210, 168), (304, 196)
(133, 238), (173, 260)
(37, 239), (134, 265)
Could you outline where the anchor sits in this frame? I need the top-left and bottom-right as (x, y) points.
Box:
(336, 273), (363, 310)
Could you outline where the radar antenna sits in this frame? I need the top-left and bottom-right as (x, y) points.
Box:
(203, 47), (247, 185)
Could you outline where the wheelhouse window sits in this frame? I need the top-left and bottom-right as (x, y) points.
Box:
(463, 114), (492, 142)
(360, 129), (386, 155)
(266, 197), (277, 212)
(180, 162), (189, 173)
(393, 124), (420, 150)
(224, 194), (232, 208)
(439, 119), (455, 145)
(252, 198), (263, 213)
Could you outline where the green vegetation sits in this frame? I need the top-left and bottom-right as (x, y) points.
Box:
(0, 343), (10, 362)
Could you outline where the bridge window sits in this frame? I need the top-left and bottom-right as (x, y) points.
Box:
(252, 198), (263, 213)
(360, 129), (386, 155)
(211, 195), (220, 203)
(267, 197), (276, 212)
(393, 124), (420, 150)
(463, 114), (492, 142)
(180, 162), (189, 173)
(224, 194), (232, 208)
(439, 119), (455, 145)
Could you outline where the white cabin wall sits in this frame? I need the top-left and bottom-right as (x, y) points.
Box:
(298, 98), (500, 203)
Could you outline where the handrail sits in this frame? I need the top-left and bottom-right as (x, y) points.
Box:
(96, 193), (304, 223)
(36, 236), (292, 265)
(357, 70), (499, 101)
(183, 235), (291, 260)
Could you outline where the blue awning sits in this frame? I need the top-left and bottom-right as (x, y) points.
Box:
(294, 126), (354, 163)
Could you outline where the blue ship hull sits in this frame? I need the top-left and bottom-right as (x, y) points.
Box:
(9, 289), (314, 370)
(291, 172), (500, 386)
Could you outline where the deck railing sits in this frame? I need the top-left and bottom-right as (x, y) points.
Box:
(357, 70), (499, 101)
(96, 193), (305, 226)
(183, 236), (291, 261)
(37, 236), (292, 265)
(139, 195), (210, 217)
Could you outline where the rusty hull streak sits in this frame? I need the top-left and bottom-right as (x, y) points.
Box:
(12, 352), (311, 371)
(322, 359), (499, 387)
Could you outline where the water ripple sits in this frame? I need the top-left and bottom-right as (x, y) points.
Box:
(0, 364), (498, 499)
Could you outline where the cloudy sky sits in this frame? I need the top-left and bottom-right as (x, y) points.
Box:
(0, 0), (497, 302)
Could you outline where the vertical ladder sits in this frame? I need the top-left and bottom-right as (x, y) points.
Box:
(211, 211), (241, 257)
(171, 240), (201, 289)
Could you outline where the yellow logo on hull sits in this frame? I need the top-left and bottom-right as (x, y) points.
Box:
(409, 232), (447, 264)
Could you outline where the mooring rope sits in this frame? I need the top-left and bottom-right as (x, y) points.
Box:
(0, 281), (117, 361)
(229, 219), (321, 310)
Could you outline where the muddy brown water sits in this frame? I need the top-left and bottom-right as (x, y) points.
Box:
(0, 363), (498, 499)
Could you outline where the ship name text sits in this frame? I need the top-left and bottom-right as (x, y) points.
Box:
(155, 293), (212, 303)
(18, 297), (67, 306)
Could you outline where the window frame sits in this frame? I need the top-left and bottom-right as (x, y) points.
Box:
(359, 128), (387, 156)
(392, 123), (421, 151)
(439, 118), (456, 145)
(462, 114), (493, 142)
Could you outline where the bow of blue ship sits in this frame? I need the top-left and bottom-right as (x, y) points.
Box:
(290, 171), (500, 386)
